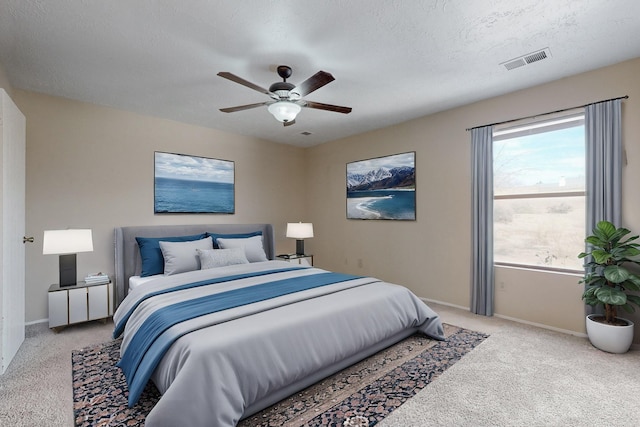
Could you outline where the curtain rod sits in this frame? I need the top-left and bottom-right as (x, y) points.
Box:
(465, 95), (629, 131)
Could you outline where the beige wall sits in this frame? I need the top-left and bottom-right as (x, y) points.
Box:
(0, 61), (12, 96)
(15, 90), (307, 322)
(306, 58), (640, 343)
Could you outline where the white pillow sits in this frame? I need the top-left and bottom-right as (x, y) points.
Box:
(159, 237), (213, 276)
(197, 248), (249, 270)
(216, 235), (268, 262)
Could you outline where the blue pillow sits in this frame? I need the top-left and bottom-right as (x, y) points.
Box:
(207, 231), (262, 249)
(136, 233), (207, 277)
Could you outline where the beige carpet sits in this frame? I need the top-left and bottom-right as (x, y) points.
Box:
(1, 303), (639, 426)
(0, 320), (113, 426)
(380, 305), (640, 427)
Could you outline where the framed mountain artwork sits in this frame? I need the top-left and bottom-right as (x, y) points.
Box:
(154, 151), (235, 214)
(346, 152), (416, 220)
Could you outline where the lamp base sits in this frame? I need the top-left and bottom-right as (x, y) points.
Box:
(59, 253), (77, 287)
(296, 239), (305, 256)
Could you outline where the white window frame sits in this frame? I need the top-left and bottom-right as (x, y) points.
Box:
(492, 111), (585, 273)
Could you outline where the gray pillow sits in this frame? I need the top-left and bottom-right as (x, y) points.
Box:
(197, 247), (249, 270)
(159, 237), (213, 276)
(216, 235), (268, 262)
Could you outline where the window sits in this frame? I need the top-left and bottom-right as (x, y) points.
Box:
(493, 113), (585, 271)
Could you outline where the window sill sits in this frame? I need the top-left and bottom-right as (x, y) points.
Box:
(495, 262), (582, 276)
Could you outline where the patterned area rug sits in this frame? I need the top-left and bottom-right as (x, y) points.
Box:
(72, 324), (487, 426)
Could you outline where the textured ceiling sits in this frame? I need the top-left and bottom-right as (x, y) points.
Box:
(1, 0), (639, 147)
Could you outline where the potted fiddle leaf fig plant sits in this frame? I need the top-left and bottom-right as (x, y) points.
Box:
(579, 220), (640, 353)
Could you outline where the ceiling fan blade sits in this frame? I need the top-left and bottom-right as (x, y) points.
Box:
(291, 71), (335, 97)
(283, 119), (296, 127)
(217, 72), (273, 95)
(219, 102), (268, 113)
(304, 101), (352, 114)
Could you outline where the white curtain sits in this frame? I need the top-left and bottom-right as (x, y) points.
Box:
(471, 126), (494, 316)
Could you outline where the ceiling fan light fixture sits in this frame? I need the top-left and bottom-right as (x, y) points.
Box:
(268, 101), (301, 123)
(218, 66), (351, 122)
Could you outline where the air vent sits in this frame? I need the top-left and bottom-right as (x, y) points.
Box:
(504, 58), (526, 70)
(501, 48), (551, 70)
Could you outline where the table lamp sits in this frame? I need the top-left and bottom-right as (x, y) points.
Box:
(286, 222), (314, 256)
(43, 229), (93, 287)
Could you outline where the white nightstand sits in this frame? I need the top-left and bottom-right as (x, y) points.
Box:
(48, 280), (114, 330)
(277, 254), (314, 266)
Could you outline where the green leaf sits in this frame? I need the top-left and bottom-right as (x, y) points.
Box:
(585, 235), (606, 248)
(582, 275), (606, 287)
(594, 221), (617, 241)
(610, 244), (640, 256)
(621, 246), (640, 257)
(626, 294), (640, 308)
(604, 265), (630, 283)
(581, 263), (601, 272)
(594, 287), (627, 306)
(621, 304), (634, 313)
(583, 286), (606, 306)
(625, 274), (640, 291)
(623, 234), (640, 243)
(582, 289), (600, 305)
(591, 250), (612, 264)
(609, 227), (631, 244)
(583, 295), (600, 306)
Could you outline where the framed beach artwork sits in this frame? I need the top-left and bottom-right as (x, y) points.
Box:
(346, 152), (416, 220)
(154, 151), (235, 214)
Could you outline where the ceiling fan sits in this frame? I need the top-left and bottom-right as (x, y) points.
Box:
(217, 65), (352, 127)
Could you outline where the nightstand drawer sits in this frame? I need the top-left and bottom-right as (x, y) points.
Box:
(88, 284), (109, 320)
(47, 290), (68, 328)
(68, 287), (88, 323)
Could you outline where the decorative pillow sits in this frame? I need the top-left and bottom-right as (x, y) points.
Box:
(197, 248), (249, 270)
(159, 237), (213, 276)
(216, 235), (268, 262)
(208, 231), (262, 249)
(136, 233), (207, 277)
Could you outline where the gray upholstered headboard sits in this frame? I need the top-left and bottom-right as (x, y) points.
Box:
(114, 223), (274, 307)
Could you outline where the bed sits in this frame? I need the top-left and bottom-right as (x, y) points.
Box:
(113, 223), (444, 427)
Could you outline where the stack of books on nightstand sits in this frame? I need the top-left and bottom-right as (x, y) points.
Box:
(84, 273), (110, 285)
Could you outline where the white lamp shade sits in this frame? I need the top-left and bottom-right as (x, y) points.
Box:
(268, 101), (301, 123)
(43, 229), (94, 255)
(286, 223), (314, 239)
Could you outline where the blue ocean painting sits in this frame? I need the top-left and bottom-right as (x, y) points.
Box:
(155, 177), (234, 213)
(154, 152), (235, 214)
(347, 189), (415, 220)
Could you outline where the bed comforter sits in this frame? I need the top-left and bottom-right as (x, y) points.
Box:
(113, 261), (444, 427)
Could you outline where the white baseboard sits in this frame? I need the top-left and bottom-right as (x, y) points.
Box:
(25, 319), (50, 338)
(493, 313), (588, 338)
(421, 297), (588, 338)
(421, 297), (469, 312)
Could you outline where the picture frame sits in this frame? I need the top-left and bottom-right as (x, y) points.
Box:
(346, 151), (416, 220)
(154, 151), (235, 214)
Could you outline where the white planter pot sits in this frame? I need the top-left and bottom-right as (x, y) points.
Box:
(586, 314), (634, 354)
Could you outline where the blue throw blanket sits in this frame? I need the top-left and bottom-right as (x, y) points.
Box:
(113, 267), (305, 338)
(117, 270), (361, 406)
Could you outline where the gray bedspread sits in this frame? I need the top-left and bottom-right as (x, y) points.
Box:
(114, 260), (444, 427)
